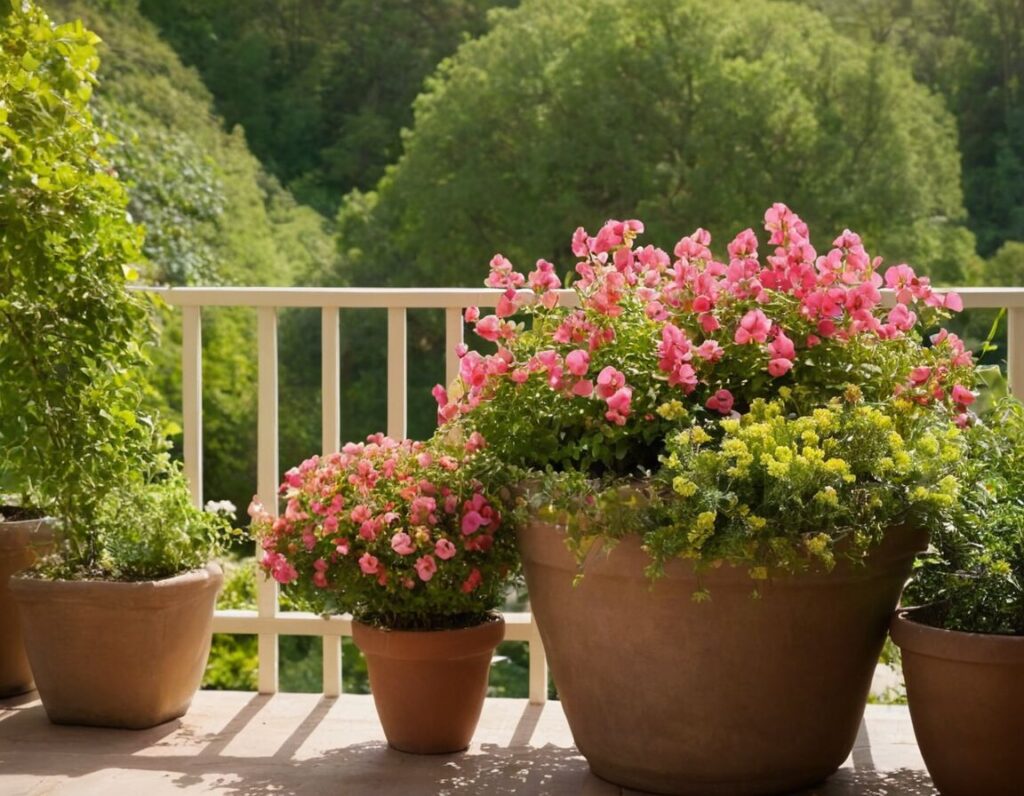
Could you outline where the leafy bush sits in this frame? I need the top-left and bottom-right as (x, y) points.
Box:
(904, 398), (1024, 635)
(0, 1), (229, 580)
(0, 1), (151, 551)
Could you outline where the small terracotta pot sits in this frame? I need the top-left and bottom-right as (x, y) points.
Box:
(519, 519), (926, 795)
(890, 608), (1024, 796)
(0, 515), (55, 697)
(352, 615), (504, 754)
(10, 563), (222, 729)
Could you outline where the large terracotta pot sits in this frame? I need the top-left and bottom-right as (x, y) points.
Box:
(890, 608), (1024, 796)
(352, 615), (504, 754)
(0, 514), (54, 697)
(10, 563), (222, 729)
(519, 520), (926, 795)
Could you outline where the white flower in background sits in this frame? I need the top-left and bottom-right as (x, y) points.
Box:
(204, 499), (237, 520)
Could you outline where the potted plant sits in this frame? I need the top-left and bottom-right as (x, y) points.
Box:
(10, 462), (232, 729)
(0, 503), (53, 697)
(249, 434), (519, 754)
(891, 397), (1024, 796)
(1, 3), (230, 728)
(436, 206), (973, 793)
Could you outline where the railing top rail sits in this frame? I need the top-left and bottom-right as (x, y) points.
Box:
(138, 285), (1024, 310)
(142, 286), (579, 309)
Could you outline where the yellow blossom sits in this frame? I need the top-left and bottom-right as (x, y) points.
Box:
(813, 487), (839, 506)
(688, 511), (717, 548)
(690, 426), (711, 444)
(672, 477), (698, 497)
(657, 400), (688, 421)
(720, 418), (740, 434)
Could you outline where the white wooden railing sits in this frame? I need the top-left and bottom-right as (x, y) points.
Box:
(150, 285), (1024, 704)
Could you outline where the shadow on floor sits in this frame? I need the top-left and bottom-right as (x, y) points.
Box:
(0, 696), (937, 795)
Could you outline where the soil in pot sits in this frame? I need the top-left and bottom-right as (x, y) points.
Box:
(519, 520), (927, 796)
(0, 511), (55, 697)
(352, 615), (505, 754)
(890, 607), (1024, 796)
(10, 563), (222, 729)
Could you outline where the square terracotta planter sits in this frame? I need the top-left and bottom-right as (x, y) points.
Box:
(10, 563), (222, 729)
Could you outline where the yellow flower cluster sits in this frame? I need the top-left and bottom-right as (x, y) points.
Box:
(656, 396), (966, 576)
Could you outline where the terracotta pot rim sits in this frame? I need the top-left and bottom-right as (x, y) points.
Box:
(353, 614), (505, 660)
(0, 517), (56, 550)
(353, 612), (503, 632)
(9, 562), (222, 605)
(524, 520), (926, 583)
(891, 607), (1024, 664)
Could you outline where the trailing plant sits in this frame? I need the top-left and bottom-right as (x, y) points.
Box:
(903, 398), (1024, 635)
(249, 435), (519, 630)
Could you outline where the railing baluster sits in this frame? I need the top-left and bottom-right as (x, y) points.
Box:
(444, 307), (463, 388)
(321, 306), (343, 697)
(321, 307), (341, 454)
(528, 620), (548, 705)
(257, 306), (280, 695)
(181, 305), (203, 508)
(387, 307), (407, 439)
(1008, 308), (1024, 398)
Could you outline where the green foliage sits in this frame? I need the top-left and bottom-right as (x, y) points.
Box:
(92, 465), (235, 580)
(203, 559), (371, 693)
(0, 1), (151, 553)
(649, 398), (963, 584)
(335, 0), (969, 290)
(0, 1), (232, 579)
(981, 241), (1024, 286)
(42, 0), (339, 517)
(806, 0), (1024, 260)
(904, 398), (1024, 635)
(136, 0), (515, 213)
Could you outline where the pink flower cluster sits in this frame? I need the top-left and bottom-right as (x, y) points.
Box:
(249, 435), (507, 607)
(434, 204), (974, 428)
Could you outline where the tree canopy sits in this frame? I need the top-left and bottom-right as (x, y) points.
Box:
(334, 0), (975, 290)
(136, 0), (515, 213)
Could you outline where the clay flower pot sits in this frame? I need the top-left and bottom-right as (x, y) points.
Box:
(518, 519), (926, 795)
(352, 615), (504, 754)
(10, 563), (222, 729)
(0, 514), (54, 697)
(890, 608), (1024, 796)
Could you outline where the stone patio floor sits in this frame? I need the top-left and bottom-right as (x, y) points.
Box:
(0, 691), (937, 795)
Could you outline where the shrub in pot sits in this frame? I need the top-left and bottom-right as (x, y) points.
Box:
(892, 398), (1024, 796)
(436, 207), (974, 793)
(249, 435), (519, 754)
(1, 3), (231, 728)
(12, 463), (232, 729)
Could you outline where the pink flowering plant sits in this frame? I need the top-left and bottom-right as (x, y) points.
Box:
(248, 435), (518, 630)
(437, 205), (977, 580)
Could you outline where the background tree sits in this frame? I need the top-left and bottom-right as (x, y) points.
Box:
(807, 0), (1024, 259)
(136, 0), (517, 213)
(335, 0), (975, 293)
